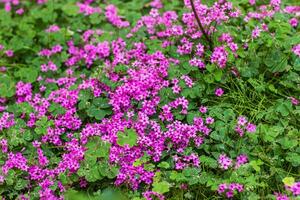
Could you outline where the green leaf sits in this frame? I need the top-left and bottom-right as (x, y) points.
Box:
(85, 137), (111, 159)
(198, 172), (209, 184)
(65, 190), (96, 200)
(250, 160), (263, 172)
(278, 137), (298, 149)
(275, 99), (292, 116)
(286, 153), (300, 167)
(48, 103), (66, 115)
(0, 75), (15, 97)
(14, 179), (28, 191)
(294, 57), (300, 71)
(157, 162), (170, 169)
(34, 116), (53, 135)
(200, 155), (218, 168)
(214, 69), (223, 81)
(264, 50), (288, 72)
(117, 128), (137, 147)
(85, 165), (103, 182)
(152, 181), (170, 194)
(23, 130), (33, 141)
(93, 98), (111, 108)
(62, 4), (79, 16)
(282, 177), (295, 187)
(87, 105), (112, 120)
(15, 67), (38, 83)
(261, 125), (284, 142)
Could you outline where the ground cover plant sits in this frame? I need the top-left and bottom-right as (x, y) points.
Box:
(0, 0), (299, 199)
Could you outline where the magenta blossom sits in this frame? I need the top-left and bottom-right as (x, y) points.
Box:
(215, 88), (224, 97)
(218, 154), (232, 170)
(289, 18), (298, 27)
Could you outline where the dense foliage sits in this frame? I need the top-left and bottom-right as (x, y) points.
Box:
(0, 0), (299, 199)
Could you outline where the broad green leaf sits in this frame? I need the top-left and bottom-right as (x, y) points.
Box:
(117, 128), (137, 147)
(282, 177), (295, 187)
(152, 181), (170, 194)
(15, 67), (38, 83)
(0, 75), (15, 97)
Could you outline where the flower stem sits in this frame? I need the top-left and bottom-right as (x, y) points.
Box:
(189, 0), (213, 51)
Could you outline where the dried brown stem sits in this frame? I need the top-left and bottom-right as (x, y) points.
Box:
(189, 0), (213, 51)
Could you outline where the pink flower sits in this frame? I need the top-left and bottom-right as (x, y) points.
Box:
(199, 106), (207, 113)
(246, 123), (256, 133)
(105, 4), (129, 28)
(235, 125), (245, 137)
(218, 154), (232, 170)
(79, 178), (88, 188)
(211, 46), (228, 68)
(252, 27), (261, 38)
(0, 139), (8, 153)
(226, 191), (234, 198)
(289, 18), (298, 27)
(46, 25), (60, 33)
(189, 58), (205, 68)
(143, 191), (165, 200)
(16, 8), (24, 15)
(0, 175), (4, 183)
(206, 117), (214, 124)
(262, 23), (269, 31)
(218, 183), (244, 198)
(0, 66), (6, 72)
(286, 182), (300, 196)
(218, 183), (228, 194)
(249, 0), (256, 5)
(5, 50), (14, 57)
(195, 43), (204, 57)
(150, 0), (163, 9)
(237, 116), (247, 126)
(77, 2), (101, 16)
(292, 44), (300, 57)
(215, 88), (224, 97)
(290, 97), (299, 105)
(235, 154), (248, 169)
(275, 192), (290, 200)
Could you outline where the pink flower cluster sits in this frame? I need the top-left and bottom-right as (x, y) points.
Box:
(0, 139), (8, 153)
(173, 153), (199, 170)
(235, 116), (256, 136)
(218, 154), (248, 170)
(16, 81), (32, 103)
(45, 25), (60, 33)
(105, 5), (130, 28)
(143, 191), (165, 200)
(245, 1), (283, 22)
(77, 2), (101, 15)
(2, 152), (28, 174)
(235, 154), (248, 169)
(286, 182), (300, 196)
(41, 61), (58, 72)
(275, 193), (290, 200)
(0, 44), (14, 57)
(0, 112), (14, 131)
(218, 154), (232, 169)
(0, 0), (47, 13)
(211, 46), (228, 68)
(38, 44), (63, 57)
(0, 0), (293, 198)
(218, 183), (244, 198)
